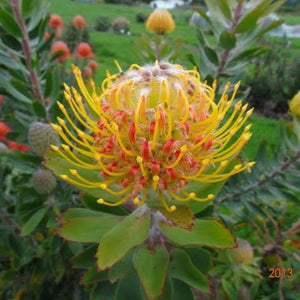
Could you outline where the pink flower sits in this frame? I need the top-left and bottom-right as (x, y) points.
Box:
(75, 42), (94, 59)
(73, 15), (86, 29)
(87, 60), (99, 70)
(48, 14), (63, 29)
(51, 41), (71, 61)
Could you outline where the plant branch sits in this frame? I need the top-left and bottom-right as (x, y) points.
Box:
(216, 2), (243, 76)
(10, 0), (45, 107)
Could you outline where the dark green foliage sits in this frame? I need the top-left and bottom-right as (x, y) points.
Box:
(136, 12), (148, 23)
(246, 37), (300, 117)
(94, 16), (111, 32)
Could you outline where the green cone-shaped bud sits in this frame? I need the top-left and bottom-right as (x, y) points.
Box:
(0, 142), (9, 155)
(28, 122), (59, 154)
(32, 169), (57, 195)
(230, 239), (253, 265)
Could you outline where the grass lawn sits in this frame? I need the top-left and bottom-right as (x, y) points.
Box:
(48, 0), (292, 160)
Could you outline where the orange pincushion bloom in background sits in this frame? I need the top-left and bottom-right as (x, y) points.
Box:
(87, 60), (99, 70)
(73, 15), (86, 29)
(146, 9), (175, 35)
(48, 14), (64, 29)
(51, 41), (71, 61)
(0, 122), (11, 141)
(50, 62), (254, 212)
(76, 42), (94, 59)
(83, 67), (93, 78)
(44, 32), (50, 41)
(0, 95), (3, 104)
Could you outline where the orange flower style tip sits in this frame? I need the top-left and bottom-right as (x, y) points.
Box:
(87, 60), (99, 70)
(76, 42), (94, 59)
(48, 14), (63, 29)
(51, 62), (254, 212)
(73, 15), (86, 29)
(146, 9), (175, 35)
(51, 41), (71, 61)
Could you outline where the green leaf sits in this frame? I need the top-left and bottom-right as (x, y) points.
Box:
(21, 207), (47, 236)
(109, 251), (133, 283)
(58, 208), (123, 243)
(186, 248), (212, 274)
(91, 282), (117, 300)
(194, 8), (212, 26)
(0, 8), (22, 37)
(159, 218), (235, 248)
(133, 244), (169, 299)
(234, 9), (263, 34)
(44, 71), (53, 98)
(114, 273), (142, 300)
(71, 245), (98, 269)
(204, 46), (219, 65)
(257, 19), (285, 36)
(169, 249), (209, 291)
(220, 30), (236, 50)
(221, 279), (236, 298)
(28, 0), (49, 31)
(32, 101), (47, 118)
(172, 279), (195, 300)
(196, 28), (206, 47)
(81, 266), (108, 285)
(216, 0), (232, 20)
(160, 276), (173, 300)
(228, 46), (268, 65)
(21, 0), (38, 19)
(96, 206), (150, 270)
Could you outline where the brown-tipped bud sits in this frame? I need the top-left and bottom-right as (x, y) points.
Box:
(28, 122), (60, 155)
(230, 239), (253, 265)
(32, 169), (57, 195)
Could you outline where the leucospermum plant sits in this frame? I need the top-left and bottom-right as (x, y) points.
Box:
(45, 61), (254, 298)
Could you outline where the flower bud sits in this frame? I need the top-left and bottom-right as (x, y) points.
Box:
(28, 122), (60, 155)
(32, 169), (57, 195)
(230, 239), (253, 265)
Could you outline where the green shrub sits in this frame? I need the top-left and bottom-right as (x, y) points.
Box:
(94, 16), (111, 32)
(112, 17), (130, 34)
(136, 12), (148, 23)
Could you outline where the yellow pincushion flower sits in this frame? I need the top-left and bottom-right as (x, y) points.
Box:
(289, 90), (300, 118)
(146, 9), (175, 35)
(50, 62), (254, 212)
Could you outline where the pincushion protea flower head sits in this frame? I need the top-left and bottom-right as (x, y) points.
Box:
(146, 9), (175, 35)
(289, 90), (300, 118)
(73, 15), (86, 29)
(50, 62), (254, 212)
